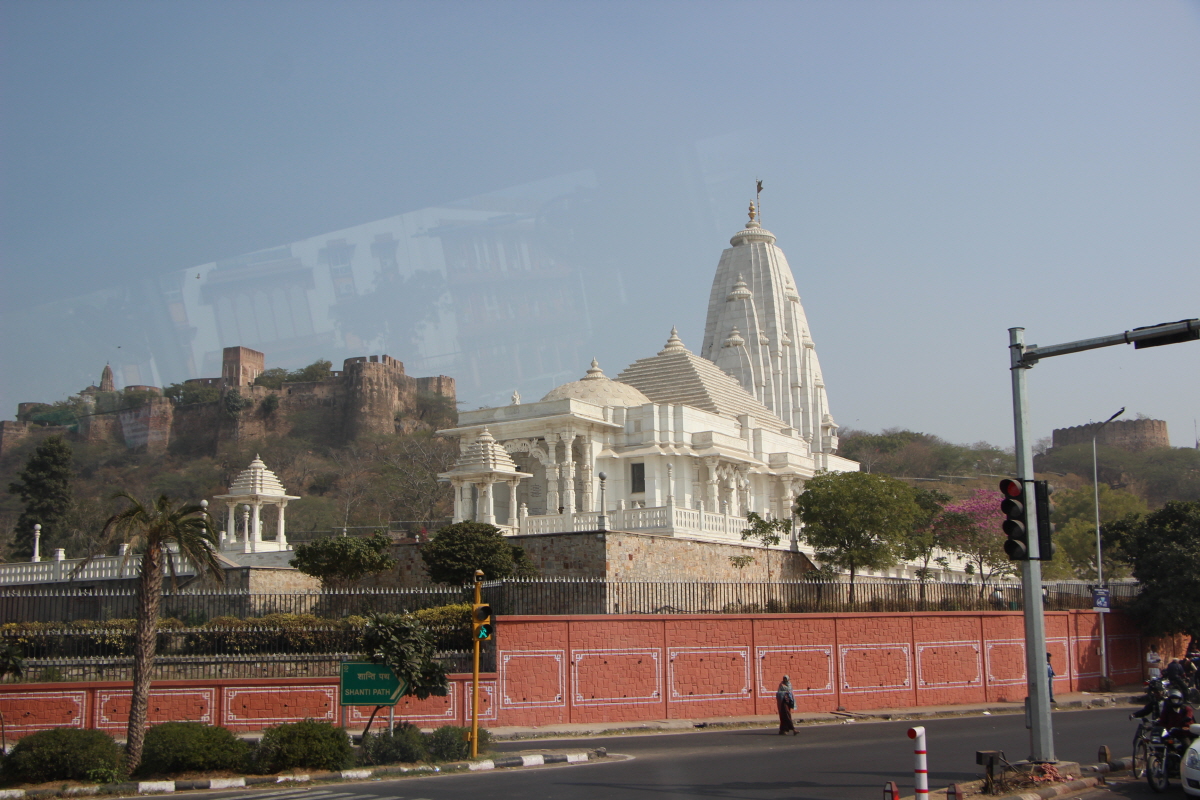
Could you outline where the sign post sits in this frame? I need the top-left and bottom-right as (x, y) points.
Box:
(1092, 588), (1110, 613)
(340, 661), (407, 707)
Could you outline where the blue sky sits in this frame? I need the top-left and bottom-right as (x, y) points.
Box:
(2, 0), (1198, 447)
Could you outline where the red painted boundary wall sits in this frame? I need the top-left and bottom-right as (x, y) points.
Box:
(0, 610), (1141, 740)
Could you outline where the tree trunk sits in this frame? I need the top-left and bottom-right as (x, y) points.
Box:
(848, 566), (857, 606)
(126, 544), (163, 773)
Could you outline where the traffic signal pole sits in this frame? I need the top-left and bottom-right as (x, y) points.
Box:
(1006, 317), (1198, 764)
(1009, 328), (1055, 763)
(471, 570), (483, 760)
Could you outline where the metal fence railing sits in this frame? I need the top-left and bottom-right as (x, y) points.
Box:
(0, 579), (1138, 624)
(1, 624), (492, 683)
(0, 586), (472, 624)
(479, 577), (1139, 616)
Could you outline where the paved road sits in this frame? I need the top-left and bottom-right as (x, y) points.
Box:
(202, 707), (1141, 800)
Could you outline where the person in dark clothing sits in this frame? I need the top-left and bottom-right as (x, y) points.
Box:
(1165, 658), (1187, 685)
(1158, 688), (1196, 748)
(1132, 678), (1168, 720)
(776, 675), (796, 735)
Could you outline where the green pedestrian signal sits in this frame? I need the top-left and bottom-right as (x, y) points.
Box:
(472, 603), (493, 641)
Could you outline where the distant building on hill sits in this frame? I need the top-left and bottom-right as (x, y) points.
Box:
(0, 345), (455, 457)
(1050, 418), (1170, 453)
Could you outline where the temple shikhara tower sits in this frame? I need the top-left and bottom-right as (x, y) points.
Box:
(435, 200), (860, 574)
(700, 203), (839, 455)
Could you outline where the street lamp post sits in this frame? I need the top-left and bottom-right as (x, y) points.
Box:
(1092, 407), (1124, 688)
(597, 472), (608, 531)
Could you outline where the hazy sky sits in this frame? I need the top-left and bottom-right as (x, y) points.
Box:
(2, 0), (1198, 448)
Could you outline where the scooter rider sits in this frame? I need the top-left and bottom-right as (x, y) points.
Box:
(1158, 688), (1196, 748)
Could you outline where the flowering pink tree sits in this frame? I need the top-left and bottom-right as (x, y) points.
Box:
(937, 489), (1017, 593)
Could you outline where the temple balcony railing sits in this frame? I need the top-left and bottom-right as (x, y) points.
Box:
(513, 504), (771, 543)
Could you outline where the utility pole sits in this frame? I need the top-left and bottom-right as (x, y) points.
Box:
(1007, 317), (1197, 764)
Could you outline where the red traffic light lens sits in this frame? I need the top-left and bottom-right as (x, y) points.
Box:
(999, 479), (1022, 498)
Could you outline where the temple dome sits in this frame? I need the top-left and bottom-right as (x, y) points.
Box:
(541, 359), (650, 408)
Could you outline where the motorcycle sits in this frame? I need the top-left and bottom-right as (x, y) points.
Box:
(1147, 727), (1188, 792)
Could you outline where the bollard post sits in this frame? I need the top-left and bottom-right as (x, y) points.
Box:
(908, 726), (929, 798)
(884, 781), (901, 800)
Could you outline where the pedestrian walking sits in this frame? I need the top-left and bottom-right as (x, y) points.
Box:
(1046, 653), (1056, 705)
(776, 675), (796, 735)
(1147, 645), (1163, 680)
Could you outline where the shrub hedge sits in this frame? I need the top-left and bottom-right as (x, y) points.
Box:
(138, 722), (250, 777)
(2, 728), (124, 784)
(426, 725), (490, 762)
(359, 723), (428, 766)
(255, 720), (353, 773)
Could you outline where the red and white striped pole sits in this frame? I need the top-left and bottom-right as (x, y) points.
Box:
(908, 726), (928, 798)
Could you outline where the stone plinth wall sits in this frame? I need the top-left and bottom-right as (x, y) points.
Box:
(0, 610), (1142, 739)
(381, 530), (814, 587)
(1052, 419), (1170, 452)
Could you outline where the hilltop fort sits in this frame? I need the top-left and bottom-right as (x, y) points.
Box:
(0, 345), (455, 457)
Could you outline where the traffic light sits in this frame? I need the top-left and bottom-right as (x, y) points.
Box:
(1033, 480), (1056, 561)
(999, 479), (1029, 561)
(472, 603), (493, 641)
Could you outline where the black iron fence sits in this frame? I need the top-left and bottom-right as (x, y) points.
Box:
(0, 578), (1137, 624)
(1, 623), (491, 683)
(482, 577), (1139, 615)
(0, 586), (471, 624)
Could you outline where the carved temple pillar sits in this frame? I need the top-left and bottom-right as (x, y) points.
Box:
(507, 480), (520, 527)
(559, 431), (577, 513)
(277, 499), (288, 548)
(479, 480), (495, 525)
(704, 457), (720, 513)
(580, 435), (595, 512)
(451, 480), (465, 522)
(544, 435), (560, 513)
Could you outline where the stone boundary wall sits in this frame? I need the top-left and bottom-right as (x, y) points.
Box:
(1051, 419), (1169, 452)
(384, 530), (814, 586)
(0, 610), (1142, 739)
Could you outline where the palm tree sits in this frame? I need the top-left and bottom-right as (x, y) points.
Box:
(99, 493), (223, 772)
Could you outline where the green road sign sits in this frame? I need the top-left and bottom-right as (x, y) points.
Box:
(340, 661), (407, 706)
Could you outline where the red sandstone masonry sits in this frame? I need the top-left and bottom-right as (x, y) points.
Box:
(0, 611), (1141, 739)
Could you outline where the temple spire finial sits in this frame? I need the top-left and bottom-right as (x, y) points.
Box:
(748, 201), (756, 223)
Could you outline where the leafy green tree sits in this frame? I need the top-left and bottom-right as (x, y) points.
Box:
(1107, 501), (1200, 639)
(741, 511), (793, 581)
(289, 359), (334, 383)
(897, 488), (952, 603)
(420, 522), (522, 585)
(1038, 444), (1200, 508)
(253, 367), (290, 390)
(94, 493), (223, 772)
(163, 382), (221, 405)
(289, 531), (398, 589)
(836, 428), (1013, 480)
(8, 435), (74, 559)
(793, 471), (920, 602)
(359, 611), (450, 732)
(509, 543), (540, 578)
(1042, 484), (1146, 580)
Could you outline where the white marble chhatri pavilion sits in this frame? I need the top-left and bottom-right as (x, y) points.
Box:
(437, 206), (859, 548)
(212, 455), (299, 554)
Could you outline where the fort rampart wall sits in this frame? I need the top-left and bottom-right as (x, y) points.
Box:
(1051, 419), (1169, 452)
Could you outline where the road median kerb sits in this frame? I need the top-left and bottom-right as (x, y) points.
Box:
(0, 750), (603, 798)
